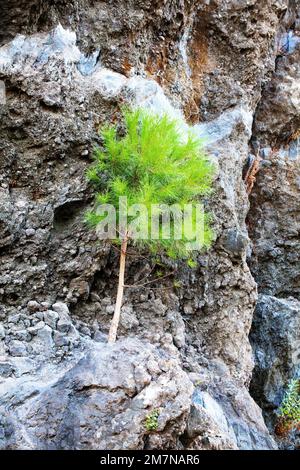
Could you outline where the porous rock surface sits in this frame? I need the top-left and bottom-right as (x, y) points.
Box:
(0, 0), (299, 450)
(248, 5), (300, 446)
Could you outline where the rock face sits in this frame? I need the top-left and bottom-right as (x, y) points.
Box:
(0, 338), (194, 450)
(0, 0), (299, 450)
(0, 309), (275, 450)
(251, 296), (300, 424)
(247, 4), (300, 449)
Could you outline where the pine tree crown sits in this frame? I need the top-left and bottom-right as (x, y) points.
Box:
(86, 107), (215, 259)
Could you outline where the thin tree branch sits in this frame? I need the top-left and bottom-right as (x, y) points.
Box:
(124, 270), (175, 288)
(110, 244), (151, 260)
(133, 263), (156, 285)
(123, 285), (173, 290)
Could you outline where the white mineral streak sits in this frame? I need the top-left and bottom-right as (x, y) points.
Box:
(0, 25), (252, 147)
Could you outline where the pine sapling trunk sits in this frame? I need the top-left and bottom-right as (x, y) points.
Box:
(108, 235), (128, 344)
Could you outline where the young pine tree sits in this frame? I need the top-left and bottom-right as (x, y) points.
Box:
(86, 108), (214, 343)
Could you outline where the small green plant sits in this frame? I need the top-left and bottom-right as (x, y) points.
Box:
(145, 409), (160, 431)
(276, 378), (300, 435)
(279, 378), (300, 421)
(187, 258), (197, 268)
(173, 280), (182, 288)
(86, 108), (214, 343)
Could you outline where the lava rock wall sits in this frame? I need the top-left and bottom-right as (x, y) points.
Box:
(0, 0), (299, 450)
